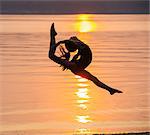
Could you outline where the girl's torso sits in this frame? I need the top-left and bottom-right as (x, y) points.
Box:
(69, 40), (92, 69)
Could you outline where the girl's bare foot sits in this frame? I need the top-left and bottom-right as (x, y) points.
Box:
(109, 89), (123, 95)
(51, 23), (57, 36)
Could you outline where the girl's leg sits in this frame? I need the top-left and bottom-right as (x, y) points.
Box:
(76, 70), (122, 95)
(48, 23), (77, 70)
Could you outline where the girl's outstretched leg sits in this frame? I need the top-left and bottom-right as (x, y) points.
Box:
(75, 70), (123, 95)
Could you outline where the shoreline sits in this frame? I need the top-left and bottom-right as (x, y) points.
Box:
(1, 131), (149, 135)
(91, 132), (150, 135)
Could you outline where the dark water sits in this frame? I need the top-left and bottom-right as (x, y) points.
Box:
(0, 15), (149, 135)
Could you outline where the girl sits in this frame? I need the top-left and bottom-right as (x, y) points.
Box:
(49, 23), (122, 95)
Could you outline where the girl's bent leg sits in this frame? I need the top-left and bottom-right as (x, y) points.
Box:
(48, 23), (78, 71)
(49, 23), (57, 54)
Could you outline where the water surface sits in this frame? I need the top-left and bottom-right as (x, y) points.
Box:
(0, 14), (149, 135)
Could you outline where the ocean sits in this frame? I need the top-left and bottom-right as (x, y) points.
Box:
(0, 14), (149, 135)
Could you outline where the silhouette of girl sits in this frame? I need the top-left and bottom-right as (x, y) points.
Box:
(49, 23), (122, 95)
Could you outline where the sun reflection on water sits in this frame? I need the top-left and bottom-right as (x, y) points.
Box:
(73, 14), (95, 132)
(75, 76), (90, 99)
(74, 75), (92, 133)
(78, 104), (87, 110)
(77, 99), (88, 104)
(76, 90), (90, 99)
(77, 83), (89, 87)
(76, 115), (92, 124)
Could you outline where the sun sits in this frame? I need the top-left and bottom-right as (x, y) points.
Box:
(75, 14), (96, 33)
(79, 21), (94, 32)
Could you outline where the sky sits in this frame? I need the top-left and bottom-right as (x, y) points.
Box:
(1, 0), (148, 14)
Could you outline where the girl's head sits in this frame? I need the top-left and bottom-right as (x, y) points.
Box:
(65, 40), (77, 52)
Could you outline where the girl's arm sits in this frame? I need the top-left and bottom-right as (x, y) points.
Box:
(56, 40), (69, 47)
(49, 49), (75, 71)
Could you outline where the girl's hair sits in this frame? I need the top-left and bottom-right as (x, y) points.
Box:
(65, 41), (77, 52)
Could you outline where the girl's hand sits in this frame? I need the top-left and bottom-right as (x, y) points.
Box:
(59, 46), (70, 61)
